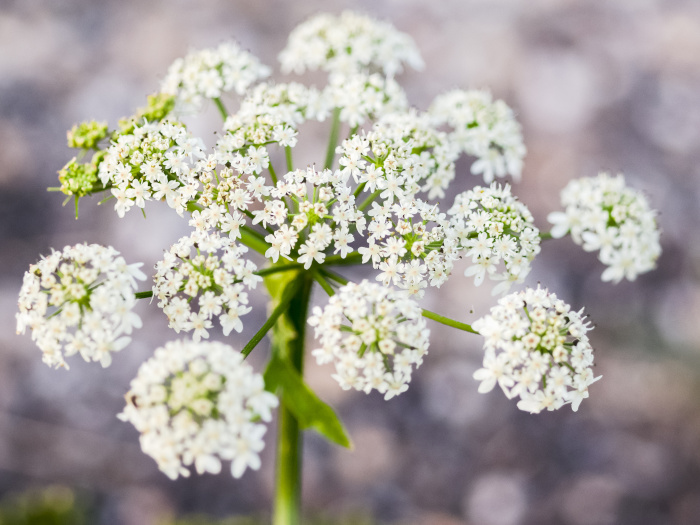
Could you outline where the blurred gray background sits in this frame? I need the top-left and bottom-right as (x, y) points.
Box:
(2, 0), (700, 524)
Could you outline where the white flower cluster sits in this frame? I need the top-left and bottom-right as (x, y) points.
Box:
(16, 244), (145, 369)
(222, 81), (327, 151)
(547, 172), (661, 283)
(323, 73), (408, 127)
(448, 183), (541, 295)
(279, 11), (424, 77)
(161, 41), (271, 114)
(472, 287), (600, 413)
(153, 231), (261, 340)
(371, 110), (460, 199)
(308, 281), (429, 400)
(361, 198), (459, 297)
(256, 166), (366, 268)
(430, 89), (526, 184)
(118, 339), (278, 479)
(100, 120), (205, 217)
(337, 114), (453, 202)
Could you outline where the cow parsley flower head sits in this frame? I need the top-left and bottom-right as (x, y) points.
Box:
(16, 244), (145, 369)
(99, 119), (205, 218)
(308, 280), (430, 400)
(153, 231), (261, 340)
(472, 286), (600, 413)
(371, 110), (460, 199)
(547, 172), (661, 283)
(118, 339), (278, 480)
(430, 89), (526, 184)
(449, 183), (541, 295)
(323, 73), (408, 127)
(362, 198), (459, 297)
(279, 11), (424, 77)
(161, 41), (271, 114)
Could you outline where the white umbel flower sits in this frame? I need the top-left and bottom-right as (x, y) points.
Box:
(547, 172), (661, 283)
(308, 280), (429, 400)
(161, 41), (271, 114)
(430, 89), (526, 184)
(16, 244), (146, 369)
(99, 119), (205, 218)
(449, 183), (541, 295)
(279, 11), (424, 77)
(118, 339), (278, 480)
(153, 231), (261, 340)
(472, 286), (600, 413)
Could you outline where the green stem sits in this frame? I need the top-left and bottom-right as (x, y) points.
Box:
(324, 107), (341, 170)
(312, 270), (335, 296)
(270, 274), (313, 525)
(240, 226), (272, 255)
(213, 97), (228, 121)
(285, 146), (294, 172)
(358, 190), (381, 212)
(135, 291), (153, 299)
(269, 162), (279, 186)
(540, 231), (553, 240)
(323, 252), (362, 266)
(241, 277), (303, 357)
(421, 309), (478, 334)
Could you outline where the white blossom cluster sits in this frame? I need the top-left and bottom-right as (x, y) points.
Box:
(221, 81), (327, 151)
(153, 231), (260, 340)
(361, 198), (459, 297)
(336, 114), (454, 203)
(118, 339), (278, 479)
(16, 244), (145, 369)
(323, 73), (408, 127)
(370, 110), (460, 199)
(161, 41), (271, 114)
(448, 183), (541, 295)
(100, 119), (206, 217)
(547, 172), (661, 283)
(472, 287), (600, 414)
(430, 89), (526, 184)
(257, 166), (365, 267)
(279, 11), (424, 77)
(308, 281), (429, 400)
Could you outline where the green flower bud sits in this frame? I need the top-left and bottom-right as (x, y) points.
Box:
(66, 120), (108, 149)
(58, 157), (99, 197)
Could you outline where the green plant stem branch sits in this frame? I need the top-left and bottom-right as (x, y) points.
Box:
(241, 277), (303, 358)
(213, 97), (228, 121)
(269, 162), (279, 186)
(134, 291), (153, 299)
(358, 190), (381, 212)
(323, 252), (362, 266)
(271, 274), (313, 525)
(312, 270), (335, 296)
(421, 309), (478, 334)
(540, 231), (553, 240)
(324, 108), (341, 170)
(285, 146), (294, 172)
(318, 267), (348, 286)
(241, 226), (272, 255)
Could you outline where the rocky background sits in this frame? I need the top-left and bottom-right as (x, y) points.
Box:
(2, 1), (700, 524)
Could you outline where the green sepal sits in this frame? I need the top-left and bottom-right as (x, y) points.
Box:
(264, 353), (352, 449)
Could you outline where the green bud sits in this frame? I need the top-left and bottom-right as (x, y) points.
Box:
(58, 157), (99, 197)
(66, 120), (108, 149)
(137, 93), (176, 122)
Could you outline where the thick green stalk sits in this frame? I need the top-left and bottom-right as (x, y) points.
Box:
(267, 271), (313, 525)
